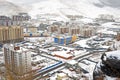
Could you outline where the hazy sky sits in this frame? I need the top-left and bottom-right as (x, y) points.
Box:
(6, 0), (46, 4)
(6, 0), (120, 8)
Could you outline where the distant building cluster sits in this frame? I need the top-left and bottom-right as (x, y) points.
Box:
(0, 26), (24, 43)
(0, 13), (31, 26)
(96, 14), (115, 22)
(49, 24), (96, 37)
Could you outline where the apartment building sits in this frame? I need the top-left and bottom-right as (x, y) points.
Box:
(69, 27), (80, 35)
(4, 44), (32, 80)
(12, 13), (31, 21)
(80, 28), (93, 37)
(117, 32), (120, 41)
(0, 13), (31, 26)
(48, 25), (59, 32)
(58, 26), (69, 34)
(0, 26), (24, 43)
(0, 16), (13, 26)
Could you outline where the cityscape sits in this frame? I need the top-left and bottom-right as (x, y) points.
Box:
(0, 0), (120, 80)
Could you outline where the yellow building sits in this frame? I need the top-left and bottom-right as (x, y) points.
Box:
(72, 35), (77, 42)
(0, 27), (4, 42)
(0, 26), (24, 43)
(27, 27), (38, 33)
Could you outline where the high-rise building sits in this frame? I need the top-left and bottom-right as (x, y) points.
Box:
(59, 27), (69, 34)
(69, 27), (80, 35)
(80, 28), (93, 37)
(4, 44), (32, 80)
(0, 13), (31, 26)
(48, 25), (59, 33)
(0, 26), (24, 43)
(0, 16), (13, 26)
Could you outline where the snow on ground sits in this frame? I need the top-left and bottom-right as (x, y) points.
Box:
(79, 18), (94, 23)
(97, 28), (117, 35)
(58, 46), (74, 51)
(31, 53), (57, 70)
(73, 50), (86, 56)
(88, 53), (101, 62)
(3, 0), (120, 19)
(25, 37), (54, 43)
(101, 22), (120, 28)
(60, 8), (82, 16)
(60, 0), (120, 18)
(74, 39), (90, 48)
(29, 0), (69, 21)
(105, 75), (117, 80)
(105, 50), (120, 60)
(17, 0), (120, 20)
(113, 40), (120, 50)
(74, 36), (97, 48)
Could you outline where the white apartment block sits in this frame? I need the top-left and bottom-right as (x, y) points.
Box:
(4, 44), (31, 77)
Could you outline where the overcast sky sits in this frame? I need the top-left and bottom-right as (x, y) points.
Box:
(6, 0), (46, 4)
(6, 0), (120, 8)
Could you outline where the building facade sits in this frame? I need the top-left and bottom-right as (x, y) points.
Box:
(58, 27), (69, 34)
(117, 32), (120, 41)
(0, 13), (31, 26)
(48, 24), (96, 37)
(0, 16), (12, 26)
(69, 27), (80, 35)
(4, 44), (32, 80)
(0, 26), (24, 43)
(48, 25), (59, 33)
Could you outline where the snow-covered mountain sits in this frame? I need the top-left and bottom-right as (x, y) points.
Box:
(28, 0), (120, 18)
(60, 0), (120, 18)
(2, 0), (120, 19)
(0, 0), (28, 16)
(100, 0), (120, 8)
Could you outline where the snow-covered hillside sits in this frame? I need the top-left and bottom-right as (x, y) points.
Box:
(60, 0), (120, 18)
(3, 0), (120, 19)
(0, 0), (27, 16)
(29, 0), (69, 20)
(29, 0), (120, 18)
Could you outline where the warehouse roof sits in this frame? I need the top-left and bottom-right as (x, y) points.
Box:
(53, 51), (73, 58)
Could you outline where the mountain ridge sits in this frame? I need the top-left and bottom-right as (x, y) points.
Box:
(1, 0), (120, 19)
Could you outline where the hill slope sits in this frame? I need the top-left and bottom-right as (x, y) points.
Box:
(3, 0), (120, 19)
(0, 0), (27, 16)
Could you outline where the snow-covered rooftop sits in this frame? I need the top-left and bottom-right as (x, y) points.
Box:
(74, 36), (97, 48)
(53, 51), (73, 58)
(66, 60), (77, 65)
